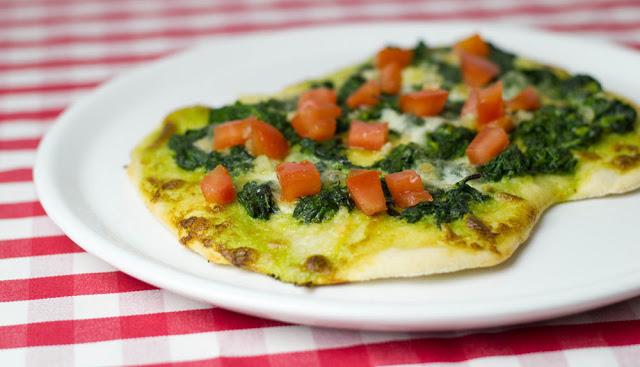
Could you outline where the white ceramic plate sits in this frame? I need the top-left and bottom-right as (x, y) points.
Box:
(35, 22), (640, 331)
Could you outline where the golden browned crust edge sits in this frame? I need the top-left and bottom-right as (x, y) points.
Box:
(127, 152), (231, 267)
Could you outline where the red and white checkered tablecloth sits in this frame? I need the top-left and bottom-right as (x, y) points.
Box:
(2, 0), (640, 365)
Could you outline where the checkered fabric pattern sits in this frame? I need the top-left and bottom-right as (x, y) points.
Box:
(2, 0), (640, 365)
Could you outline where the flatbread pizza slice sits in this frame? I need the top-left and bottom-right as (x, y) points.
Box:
(128, 34), (640, 285)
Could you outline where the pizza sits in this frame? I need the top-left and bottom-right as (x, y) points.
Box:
(128, 33), (640, 285)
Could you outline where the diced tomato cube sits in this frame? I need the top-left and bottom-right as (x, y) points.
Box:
(459, 50), (500, 88)
(250, 119), (289, 159)
(384, 170), (433, 208)
(477, 81), (504, 126)
(465, 126), (510, 165)
(460, 89), (479, 117)
(292, 99), (341, 142)
(482, 116), (514, 132)
(346, 170), (387, 216)
(453, 33), (489, 58)
(379, 63), (402, 94)
(298, 88), (337, 108)
(505, 86), (541, 111)
(399, 90), (449, 117)
(346, 80), (381, 108)
(375, 47), (413, 69)
(276, 161), (322, 201)
(213, 116), (254, 150)
(200, 165), (236, 204)
(347, 120), (389, 150)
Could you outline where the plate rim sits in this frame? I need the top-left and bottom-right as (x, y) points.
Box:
(34, 21), (640, 331)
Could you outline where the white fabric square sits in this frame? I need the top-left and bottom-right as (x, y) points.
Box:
(0, 256), (31, 281)
(72, 252), (116, 275)
(162, 290), (212, 313)
(26, 345), (74, 367)
(119, 289), (165, 316)
(264, 325), (316, 354)
(563, 347), (619, 367)
(75, 339), (123, 366)
(168, 331), (220, 362)
(28, 296), (73, 324)
(122, 336), (172, 365)
(73, 293), (120, 320)
(216, 328), (267, 357)
(29, 253), (73, 278)
(0, 300), (28, 326)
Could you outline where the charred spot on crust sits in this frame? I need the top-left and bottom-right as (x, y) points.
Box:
(149, 178), (188, 202)
(466, 215), (497, 242)
(202, 238), (220, 248)
(304, 255), (331, 274)
(161, 179), (186, 190)
(179, 234), (193, 245)
(577, 151), (601, 161)
(149, 122), (177, 149)
(496, 223), (511, 234)
(221, 247), (257, 267)
(179, 217), (210, 231)
(177, 216), (217, 246)
(610, 154), (640, 172)
(206, 206), (224, 215)
(441, 223), (459, 242)
(613, 143), (639, 154)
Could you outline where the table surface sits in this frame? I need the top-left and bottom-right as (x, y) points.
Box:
(2, 0), (640, 366)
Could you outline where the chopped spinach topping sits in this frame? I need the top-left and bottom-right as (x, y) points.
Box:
(349, 93), (400, 121)
(480, 145), (529, 182)
(562, 74), (601, 102)
(440, 100), (465, 120)
(520, 68), (562, 98)
(519, 69), (602, 103)
(584, 96), (637, 134)
(336, 70), (368, 106)
(517, 105), (601, 151)
(481, 144), (578, 181)
(168, 126), (254, 174)
(167, 127), (209, 170)
(482, 94), (637, 181)
(210, 146), (254, 173)
(237, 181), (278, 220)
(168, 99), (298, 172)
(487, 42), (516, 73)
(401, 174), (489, 226)
(435, 60), (462, 90)
(293, 185), (354, 223)
(372, 143), (426, 173)
(528, 147), (577, 174)
(299, 138), (357, 171)
(425, 124), (476, 160)
(480, 104), (594, 181)
(208, 102), (255, 124)
(411, 40), (430, 66)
